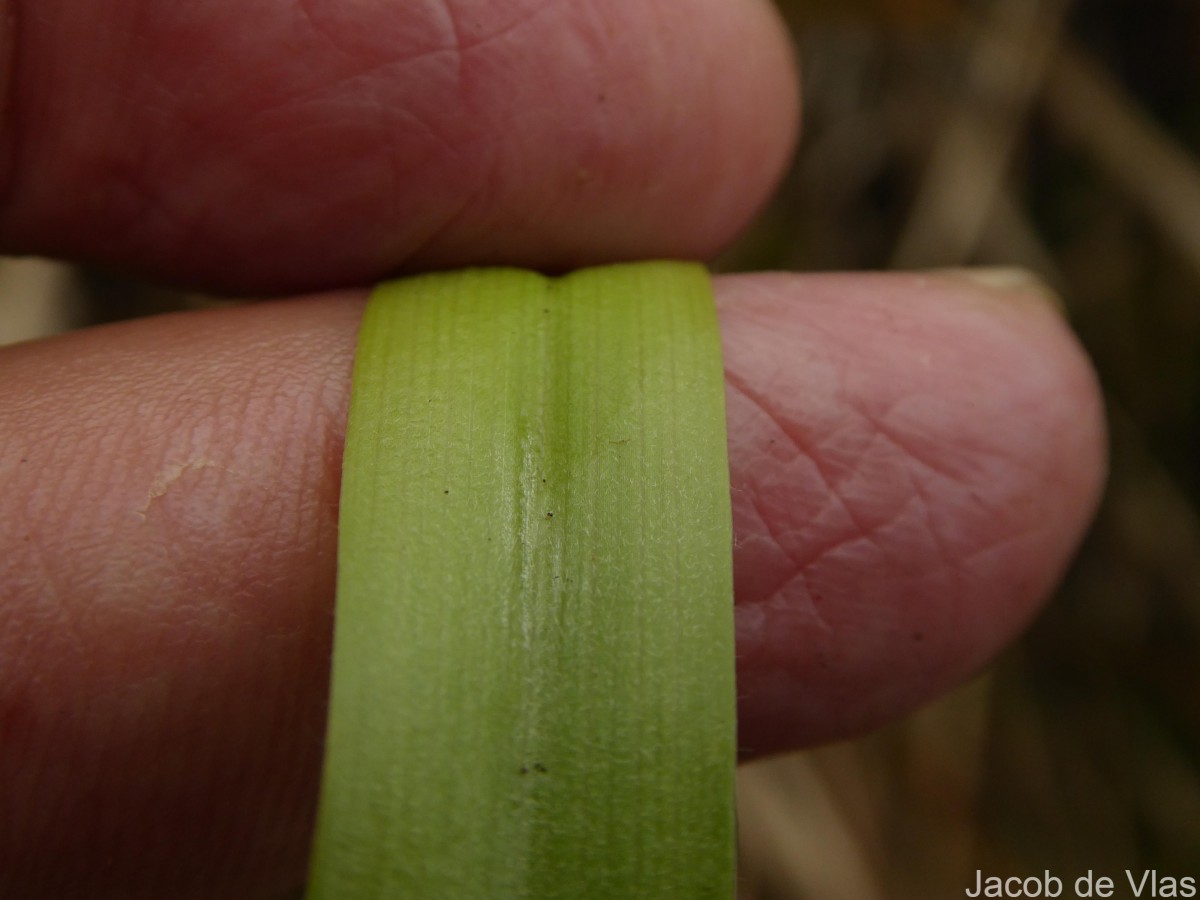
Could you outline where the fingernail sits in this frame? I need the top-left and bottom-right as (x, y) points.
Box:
(936, 267), (1066, 316)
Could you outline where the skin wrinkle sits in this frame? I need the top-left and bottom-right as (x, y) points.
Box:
(72, 17), (195, 264)
(108, 159), (203, 274)
(864, 427), (963, 576)
(868, 395), (1017, 485)
(188, 104), (455, 282)
(408, 2), (638, 264)
(733, 484), (800, 596)
(290, 0), (429, 68)
(725, 366), (886, 572)
(3, 3), (471, 282)
(727, 382), (810, 576)
(0, 0), (798, 292)
(725, 276), (1082, 571)
(388, 13), (531, 258)
(224, 8), (492, 277)
(406, 135), (501, 264)
(860, 359), (1068, 584)
(727, 400), (928, 633)
(718, 272), (1106, 753)
(727, 392), (941, 629)
(438, 0), (467, 83)
(443, 0), (568, 55)
(727, 350), (980, 747)
(740, 480), (827, 627)
(11, 532), (90, 686)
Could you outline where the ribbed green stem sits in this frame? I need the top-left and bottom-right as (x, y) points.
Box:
(307, 262), (735, 899)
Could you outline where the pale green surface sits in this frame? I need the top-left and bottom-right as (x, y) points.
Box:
(306, 262), (735, 899)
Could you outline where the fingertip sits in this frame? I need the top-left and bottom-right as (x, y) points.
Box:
(1, 0), (799, 292)
(715, 270), (1106, 755)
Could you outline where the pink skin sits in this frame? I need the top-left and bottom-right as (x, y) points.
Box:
(720, 272), (1104, 754)
(0, 0), (1106, 896)
(0, 279), (1104, 896)
(0, 0), (797, 292)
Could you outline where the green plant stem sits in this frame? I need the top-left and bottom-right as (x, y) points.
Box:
(307, 262), (735, 899)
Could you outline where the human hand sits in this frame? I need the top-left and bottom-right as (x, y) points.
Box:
(0, 1), (1105, 897)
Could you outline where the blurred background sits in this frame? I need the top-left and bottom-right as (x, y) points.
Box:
(2, 0), (1198, 897)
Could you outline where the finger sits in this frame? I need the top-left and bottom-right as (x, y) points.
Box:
(0, 271), (1105, 897)
(0, 0), (798, 293)
(718, 270), (1105, 755)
